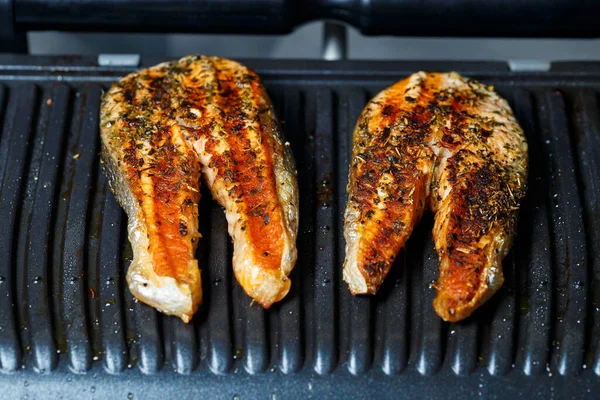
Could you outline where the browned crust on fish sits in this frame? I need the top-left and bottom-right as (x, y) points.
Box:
(100, 56), (298, 321)
(344, 72), (527, 321)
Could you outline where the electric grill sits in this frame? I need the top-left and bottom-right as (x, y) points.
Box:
(0, 2), (599, 399)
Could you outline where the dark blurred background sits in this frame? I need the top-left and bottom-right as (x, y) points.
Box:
(27, 22), (600, 62)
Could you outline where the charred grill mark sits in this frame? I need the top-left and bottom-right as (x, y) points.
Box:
(441, 133), (455, 145)
(149, 130), (200, 280)
(381, 104), (395, 117)
(123, 81), (136, 104)
(450, 157), (517, 235)
(248, 67), (287, 266)
(106, 61), (205, 283)
(380, 126), (391, 144)
(440, 155), (518, 296)
(123, 140), (140, 167)
(350, 76), (438, 289)
(362, 258), (388, 289)
(212, 60), (284, 269)
(149, 75), (174, 115)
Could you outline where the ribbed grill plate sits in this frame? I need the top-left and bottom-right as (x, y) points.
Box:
(0, 56), (598, 399)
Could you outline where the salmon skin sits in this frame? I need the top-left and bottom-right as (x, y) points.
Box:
(100, 56), (299, 322)
(343, 72), (527, 322)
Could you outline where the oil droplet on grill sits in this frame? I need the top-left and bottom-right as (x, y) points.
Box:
(519, 295), (530, 316)
(232, 347), (243, 360)
(0, 276), (6, 283)
(33, 276), (43, 284)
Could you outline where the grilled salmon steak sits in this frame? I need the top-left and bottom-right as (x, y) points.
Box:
(343, 72), (527, 321)
(100, 56), (299, 322)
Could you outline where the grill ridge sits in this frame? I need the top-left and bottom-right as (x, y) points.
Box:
(297, 87), (317, 375)
(18, 84), (57, 373)
(337, 88), (375, 377)
(567, 89), (600, 376)
(0, 85), (8, 145)
(96, 175), (128, 374)
(1, 84), (40, 372)
(413, 218), (445, 375)
(59, 84), (103, 373)
(132, 275), (163, 374)
(0, 85), (17, 185)
(205, 198), (233, 375)
(243, 281), (269, 374)
(484, 249), (518, 376)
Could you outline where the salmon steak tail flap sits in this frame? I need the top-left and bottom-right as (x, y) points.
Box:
(343, 72), (527, 322)
(100, 56), (299, 322)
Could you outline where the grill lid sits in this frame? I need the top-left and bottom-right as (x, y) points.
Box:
(0, 56), (598, 399)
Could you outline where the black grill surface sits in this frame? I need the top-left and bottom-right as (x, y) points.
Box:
(0, 55), (598, 399)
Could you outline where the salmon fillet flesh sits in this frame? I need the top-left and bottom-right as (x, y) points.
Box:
(343, 72), (527, 322)
(100, 56), (299, 322)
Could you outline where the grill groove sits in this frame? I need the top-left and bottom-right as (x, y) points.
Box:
(312, 88), (337, 375)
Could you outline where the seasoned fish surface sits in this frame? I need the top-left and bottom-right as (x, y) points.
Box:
(100, 56), (298, 322)
(344, 72), (527, 321)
